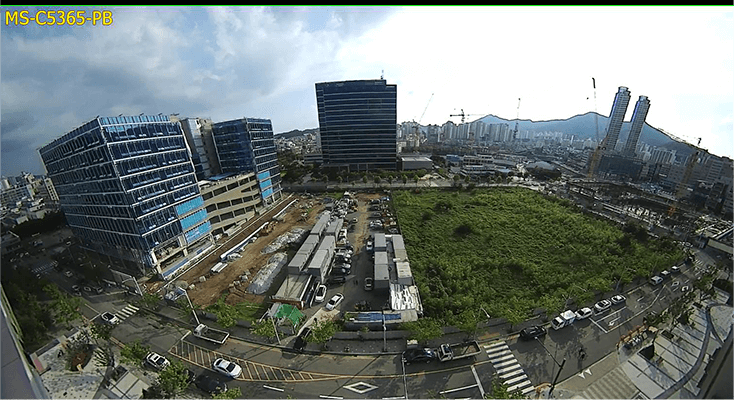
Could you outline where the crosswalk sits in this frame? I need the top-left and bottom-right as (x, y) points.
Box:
(116, 304), (140, 321)
(484, 341), (535, 397)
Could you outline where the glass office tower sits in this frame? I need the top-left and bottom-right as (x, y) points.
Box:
(38, 115), (213, 279)
(315, 79), (397, 171)
(211, 117), (282, 205)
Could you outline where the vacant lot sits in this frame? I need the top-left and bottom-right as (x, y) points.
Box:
(393, 188), (685, 325)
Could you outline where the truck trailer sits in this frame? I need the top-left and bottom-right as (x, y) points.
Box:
(436, 340), (482, 362)
(193, 324), (230, 344)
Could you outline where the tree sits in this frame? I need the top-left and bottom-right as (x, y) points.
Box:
(307, 319), (338, 347)
(43, 284), (83, 329)
(120, 339), (150, 365)
(213, 387), (242, 399)
(156, 361), (192, 398)
(251, 318), (277, 341)
(487, 377), (525, 399)
(400, 317), (443, 342)
(138, 292), (162, 311)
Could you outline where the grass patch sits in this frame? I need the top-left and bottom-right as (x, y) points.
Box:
(393, 188), (684, 326)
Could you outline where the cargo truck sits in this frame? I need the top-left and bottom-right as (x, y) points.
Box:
(436, 340), (482, 362)
(193, 324), (230, 344)
(551, 310), (576, 330)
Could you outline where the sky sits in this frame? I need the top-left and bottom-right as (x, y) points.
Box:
(1, 6), (732, 177)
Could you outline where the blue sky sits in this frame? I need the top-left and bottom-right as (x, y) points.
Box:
(2, 6), (732, 176)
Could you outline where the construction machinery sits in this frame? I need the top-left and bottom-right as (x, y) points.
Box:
(587, 78), (605, 178)
(513, 98), (521, 139)
(449, 109), (483, 124)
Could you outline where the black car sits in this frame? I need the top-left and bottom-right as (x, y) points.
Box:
(402, 348), (437, 365)
(195, 374), (227, 395)
(293, 327), (312, 352)
(328, 276), (346, 286)
(519, 325), (547, 341)
(331, 267), (351, 276)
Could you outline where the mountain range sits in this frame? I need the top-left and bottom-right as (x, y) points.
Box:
(276, 112), (701, 159)
(475, 112), (697, 158)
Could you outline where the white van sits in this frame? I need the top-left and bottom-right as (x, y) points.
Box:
(649, 276), (663, 286)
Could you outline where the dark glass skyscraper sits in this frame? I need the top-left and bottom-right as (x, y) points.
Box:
(315, 79), (397, 171)
(211, 117), (282, 205)
(623, 96), (651, 157)
(38, 115), (213, 279)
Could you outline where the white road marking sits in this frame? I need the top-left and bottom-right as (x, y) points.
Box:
(471, 365), (485, 398)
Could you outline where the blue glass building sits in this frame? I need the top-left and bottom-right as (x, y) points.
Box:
(38, 115), (213, 279)
(315, 79), (397, 171)
(211, 117), (282, 205)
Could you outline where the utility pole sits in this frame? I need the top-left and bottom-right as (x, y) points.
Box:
(535, 337), (566, 398)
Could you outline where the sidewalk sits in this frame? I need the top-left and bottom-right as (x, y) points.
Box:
(540, 288), (732, 399)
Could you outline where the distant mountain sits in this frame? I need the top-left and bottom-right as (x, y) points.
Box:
(275, 128), (318, 139)
(476, 112), (696, 158)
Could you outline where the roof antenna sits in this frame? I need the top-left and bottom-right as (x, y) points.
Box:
(381, 69), (384, 80)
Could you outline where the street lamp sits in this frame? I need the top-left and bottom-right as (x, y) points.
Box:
(181, 288), (200, 326)
(535, 337), (566, 398)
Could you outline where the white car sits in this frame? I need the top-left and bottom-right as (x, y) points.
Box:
(575, 307), (592, 320)
(610, 295), (626, 305)
(314, 285), (327, 303)
(100, 312), (120, 325)
(145, 352), (170, 370)
(594, 299), (612, 313)
(325, 293), (344, 311)
(212, 358), (242, 378)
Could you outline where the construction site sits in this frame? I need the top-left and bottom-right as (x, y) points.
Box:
(147, 191), (386, 311)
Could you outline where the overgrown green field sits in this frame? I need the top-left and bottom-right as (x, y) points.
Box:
(393, 188), (684, 326)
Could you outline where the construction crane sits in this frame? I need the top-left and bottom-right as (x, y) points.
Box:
(587, 78), (606, 178)
(449, 109), (483, 124)
(413, 93), (434, 138)
(513, 98), (521, 140)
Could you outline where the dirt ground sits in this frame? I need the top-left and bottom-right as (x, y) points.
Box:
(149, 190), (389, 309)
(148, 193), (324, 308)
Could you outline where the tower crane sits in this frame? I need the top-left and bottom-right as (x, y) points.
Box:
(449, 109), (483, 124)
(513, 98), (521, 139)
(412, 93), (434, 139)
(588, 78), (606, 178)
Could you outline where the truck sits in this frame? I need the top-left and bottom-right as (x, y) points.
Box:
(551, 310), (576, 330)
(193, 324), (230, 344)
(435, 340), (482, 362)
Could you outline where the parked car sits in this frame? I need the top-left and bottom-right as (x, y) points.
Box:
(293, 327), (311, 353)
(402, 348), (437, 365)
(649, 276), (663, 286)
(145, 352), (170, 370)
(331, 267), (351, 276)
(671, 265), (681, 273)
(364, 277), (373, 291)
(594, 299), (612, 313)
(195, 374), (227, 395)
(519, 325), (547, 341)
(325, 293), (344, 311)
(64, 270), (73, 278)
(660, 270), (671, 280)
(212, 358), (242, 378)
(327, 276), (346, 286)
(610, 295), (626, 305)
(314, 285), (327, 303)
(100, 312), (120, 325)
(575, 307), (593, 320)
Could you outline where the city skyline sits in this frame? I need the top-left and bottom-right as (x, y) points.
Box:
(2, 6), (732, 176)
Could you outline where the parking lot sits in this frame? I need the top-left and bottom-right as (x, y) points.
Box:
(301, 192), (394, 326)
